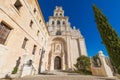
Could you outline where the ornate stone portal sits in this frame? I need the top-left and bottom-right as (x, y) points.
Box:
(48, 38), (68, 71)
(45, 6), (88, 71)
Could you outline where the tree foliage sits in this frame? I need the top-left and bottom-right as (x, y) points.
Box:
(92, 5), (120, 73)
(74, 56), (91, 70)
(92, 55), (101, 67)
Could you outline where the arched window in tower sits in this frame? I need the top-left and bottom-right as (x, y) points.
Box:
(52, 21), (54, 25)
(56, 13), (58, 16)
(60, 13), (62, 16)
(56, 31), (61, 35)
(57, 20), (60, 25)
(63, 21), (65, 25)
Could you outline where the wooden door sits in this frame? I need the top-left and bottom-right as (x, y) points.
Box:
(54, 56), (61, 70)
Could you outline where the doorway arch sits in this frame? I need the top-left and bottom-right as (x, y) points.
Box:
(54, 56), (61, 70)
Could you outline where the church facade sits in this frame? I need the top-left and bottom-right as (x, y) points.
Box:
(41, 6), (88, 72)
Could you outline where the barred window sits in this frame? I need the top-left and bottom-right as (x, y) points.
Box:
(30, 20), (33, 27)
(32, 45), (37, 55)
(0, 23), (11, 44)
(22, 37), (28, 49)
(14, 0), (22, 11)
(34, 8), (37, 13)
(37, 30), (40, 36)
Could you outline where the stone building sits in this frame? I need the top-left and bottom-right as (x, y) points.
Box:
(0, 0), (49, 78)
(42, 6), (88, 72)
(0, 0), (88, 78)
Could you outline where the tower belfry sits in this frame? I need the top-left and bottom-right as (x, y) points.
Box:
(47, 6), (70, 36)
(54, 6), (64, 17)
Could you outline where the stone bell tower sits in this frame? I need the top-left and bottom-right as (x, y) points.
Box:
(47, 6), (71, 36)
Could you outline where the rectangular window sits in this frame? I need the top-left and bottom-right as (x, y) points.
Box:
(32, 45), (37, 55)
(30, 20), (33, 27)
(22, 37), (28, 49)
(37, 30), (40, 36)
(0, 23), (11, 44)
(34, 8), (37, 13)
(14, 0), (22, 11)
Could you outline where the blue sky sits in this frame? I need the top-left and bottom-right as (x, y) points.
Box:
(38, 0), (120, 57)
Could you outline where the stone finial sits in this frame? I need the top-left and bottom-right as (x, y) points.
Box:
(73, 26), (76, 30)
(56, 6), (58, 9)
(55, 6), (62, 10)
(98, 50), (105, 57)
(46, 22), (49, 26)
(98, 50), (103, 54)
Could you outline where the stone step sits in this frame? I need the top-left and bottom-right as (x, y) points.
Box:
(19, 75), (119, 80)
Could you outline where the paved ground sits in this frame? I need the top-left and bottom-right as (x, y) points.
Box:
(20, 71), (119, 80)
(0, 71), (119, 80)
(0, 75), (119, 80)
(20, 75), (119, 80)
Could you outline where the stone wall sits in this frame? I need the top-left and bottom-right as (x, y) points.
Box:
(91, 51), (113, 77)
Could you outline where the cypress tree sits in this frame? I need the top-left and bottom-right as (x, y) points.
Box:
(92, 5), (120, 72)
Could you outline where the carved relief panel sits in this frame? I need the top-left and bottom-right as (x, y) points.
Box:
(55, 43), (61, 53)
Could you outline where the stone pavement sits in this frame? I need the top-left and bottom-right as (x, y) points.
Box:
(20, 75), (119, 80)
(19, 71), (119, 80)
(0, 71), (119, 80)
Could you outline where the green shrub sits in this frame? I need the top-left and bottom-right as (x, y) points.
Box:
(74, 56), (92, 75)
(92, 55), (101, 67)
(74, 56), (91, 70)
(12, 67), (18, 74)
